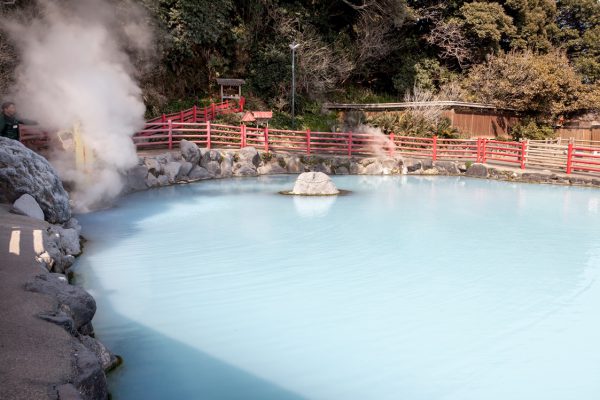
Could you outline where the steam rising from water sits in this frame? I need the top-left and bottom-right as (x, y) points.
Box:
(354, 125), (396, 157)
(3, 0), (151, 212)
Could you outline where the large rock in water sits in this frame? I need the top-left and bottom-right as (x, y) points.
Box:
(291, 172), (339, 195)
(0, 137), (71, 223)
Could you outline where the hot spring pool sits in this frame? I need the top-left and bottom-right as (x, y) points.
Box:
(74, 175), (600, 400)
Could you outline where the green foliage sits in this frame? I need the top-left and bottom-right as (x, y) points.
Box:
(460, 2), (516, 52)
(463, 50), (600, 117)
(511, 119), (556, 140)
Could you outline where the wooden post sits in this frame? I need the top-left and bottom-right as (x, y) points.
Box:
(566, 143), (573, 174)
(264, 126), (269, 152)
(193, 105), (197, 123)
(481, 139), (487, 163)
(206, 120), (211, 149)
(306, 129), (311, 155)
(167, 119), (173, 150)
(180, 110), (184, 122)
(204, 107), (208, 122)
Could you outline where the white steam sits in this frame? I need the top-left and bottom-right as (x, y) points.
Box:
(354, 125), (396, 157)
(4, 0), (151, 212)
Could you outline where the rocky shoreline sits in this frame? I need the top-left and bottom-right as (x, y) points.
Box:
(125, 140), (600, 192)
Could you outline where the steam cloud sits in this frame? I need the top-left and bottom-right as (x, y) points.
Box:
(3, 0), (151, 212)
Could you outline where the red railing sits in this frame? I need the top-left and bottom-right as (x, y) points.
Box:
(567, 144), (600, 174)
(146, 97), (245, 125)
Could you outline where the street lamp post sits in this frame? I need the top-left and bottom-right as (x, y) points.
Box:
(289, 41), (300, 129)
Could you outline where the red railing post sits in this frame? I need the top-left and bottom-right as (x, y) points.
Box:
(211, 103), (216, 120)
(161, 113), (166, 123)
(348, 131), (353, 157)
(481, 139), (487, 163)
(566, 143), (573, 174)
(306, 129), (311, 155)
(389, 132), (395, 156)
(167, 119), (173, 150)
(204, 107), (208, 122)
(264, 126), (269, 152)
(240, 124), (246, 148)
(193, 105), (197, 123)
(180, 110), (184, 122)
(239, 96), (245, 112)
(206, 120), (211, 149)
(432, 135), (438, 161)
(520, 140), (527, 169)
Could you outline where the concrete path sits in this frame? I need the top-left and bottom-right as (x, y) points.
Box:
(0, 205), (73, 400)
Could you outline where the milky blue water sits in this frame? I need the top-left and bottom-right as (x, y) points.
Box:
(74, 175), (600, 400)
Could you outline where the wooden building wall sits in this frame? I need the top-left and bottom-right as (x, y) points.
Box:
(444, 109), (520, 138)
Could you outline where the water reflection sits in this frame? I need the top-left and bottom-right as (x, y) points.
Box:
(293, 195), (337, 218)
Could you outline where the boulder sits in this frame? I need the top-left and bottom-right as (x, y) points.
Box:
(164, 161), (182, 183)
(220, 154), (233, 178)
(188, 166), (212, 180)
(205, 161), (222, 177)
(0, 137), (71, 223)
(362, 160), (384, 175)
(72, 341), (108, 400)
(79, 335), (120, 372)
(238, 147), (260, 166)
(257, 163), (287, 175)
(233, 163), (258, 177)
(157, 175), (169, 186)
(334, 166), (349, 175)
(291, 172), (339, 195)
(405, 159), (422, 173)
(48, 225), (81, 256)
(286, 155), (304, 174)
(12, 193), (45, 220)
(434, 161), (460, 174)
(125, 164), (148, 191)
(144, 158), (162, 176)
(25, 273), (96, 331)
(201, 149), (223, 167)
(146, 173), (160, 187)
(466, 163), (488, 178)
(177, 161), (193, 180)
(180, 140), (201, 165)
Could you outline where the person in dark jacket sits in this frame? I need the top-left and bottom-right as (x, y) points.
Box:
(0, 102), (37, 141)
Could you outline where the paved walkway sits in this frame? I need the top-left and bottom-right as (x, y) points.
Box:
(0, 205), (73, 400)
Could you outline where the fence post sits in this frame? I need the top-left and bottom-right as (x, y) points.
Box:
(264, 127), (269, 152)
(206, 120), (211, 149)
(476, 138), (481, 162)
(389, 132), (395, 156)
(432, 135), (438, 161)
(566, 143), (573, 174)
(167, 119), (173, 150)
(211, 103), (216, 120)
(180, 110), (184, 122)
(481, 139), (487, 163)
(520, 140), (527, 169)
(348, 131), (353, 157)
(161, 114), (166, 123)
(204, 107), (208, 122)
(240, 124), (246, 148)
(306, 129), (311, 155)
(193, 105), (197, 123)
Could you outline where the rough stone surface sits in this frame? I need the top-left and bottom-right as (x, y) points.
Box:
(48, 226), (81, 256)
(233, 163), (258, 177)
(258, 163), (287, 175)
(73, 341), (108, 400)
(164, 161), (182, 183)
(177, 161), (193, 180)
(201, 149), (223, 167)
(0, 137), (71, 223)
(205, 161), (222, 177)
(238, 146), (260, 166)
(286, 156), (304, 173)
(25, 273), (96, 331)
(144, 158), (162, 177)
(125, 164), (148, 191)
(466, 163), (488, 178)
(435, 161), (460, 174)
(12, 193), (45, 220)
(180, 139), (201, 165)
(79, 335), (120, 372)
(188, 166), (212, 180)
(291, 172), (339, 195)
(220, 154), (234, 177)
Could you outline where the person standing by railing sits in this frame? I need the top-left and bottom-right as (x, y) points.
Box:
(0, 101), (37, 141)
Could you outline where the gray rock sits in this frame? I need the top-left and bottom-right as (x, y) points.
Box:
(65, 217), (82, 234)
(434, 161), (460, 174)
(291, 172), (339, 195)
(146, 173), (160, 187)
(157, 175), (169, 186)
(257, 163), (287, 175)
(0, 137), (71, 223)
(363, 160), (384, 175)
(405, 159), (422, 173)
(238, 147), (260, 166)
(79, 335), (120, 372)
(48, 225), (81, 256)
(73, 341), (108, 400)
(177, 161), (193, 179)
(286, 155), (304, 173)
(188, 166), (212, 180)
(205, 161), (222, 177)
(465, 163), (488, 178)
(144, 158), (162, 176)
(381, 157), (401, 174)
(220, 154), (233, 178)
(25, 273), (96, 331)
(335, 166), (349, 175)
(125, 164), (148, 191)
(233, 163), (258, 177)
(56, 384), (83, 400)
(12, 193), (45, 220)
(201, 149), (223, 167)
(164, 161), (182, 183)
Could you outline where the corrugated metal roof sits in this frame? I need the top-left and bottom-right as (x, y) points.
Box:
(322, 101), (517, 112)
(216, 78), (246, 86)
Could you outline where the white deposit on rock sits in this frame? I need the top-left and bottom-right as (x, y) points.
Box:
(12, 194), (45, 220)
(291, 172), (339, 195)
